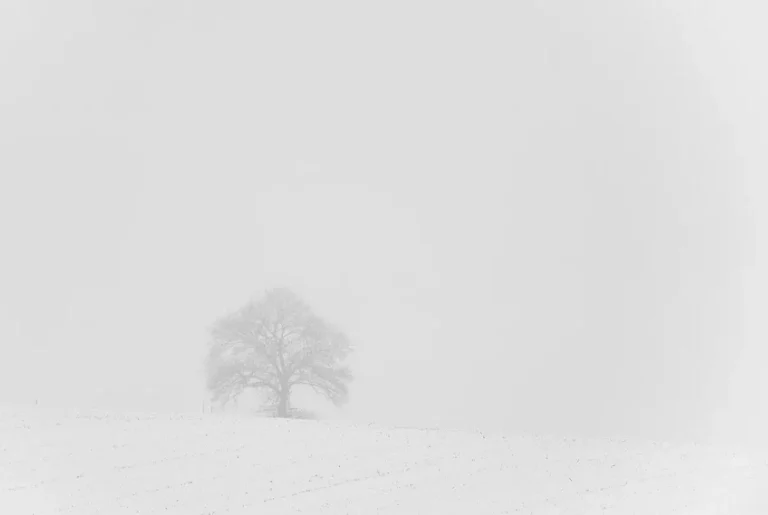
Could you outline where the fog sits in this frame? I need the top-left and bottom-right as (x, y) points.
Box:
(1, 1), (765, 446)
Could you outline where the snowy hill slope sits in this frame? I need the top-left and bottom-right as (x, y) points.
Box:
(1, 407), (766, 514)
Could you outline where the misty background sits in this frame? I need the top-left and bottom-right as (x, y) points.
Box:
(1, 1), (765, 446)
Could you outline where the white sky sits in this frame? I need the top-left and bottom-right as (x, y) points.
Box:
(1, 0), (765, 445)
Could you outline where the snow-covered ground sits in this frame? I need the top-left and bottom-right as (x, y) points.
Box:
(1, 406), (766, 514)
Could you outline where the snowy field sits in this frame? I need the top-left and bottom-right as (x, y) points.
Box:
(1, 407), (766, 514)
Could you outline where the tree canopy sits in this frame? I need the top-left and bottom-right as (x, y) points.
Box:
(205, 288), (354, 417)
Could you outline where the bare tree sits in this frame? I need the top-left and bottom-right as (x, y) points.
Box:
(205, 288), (354, 417)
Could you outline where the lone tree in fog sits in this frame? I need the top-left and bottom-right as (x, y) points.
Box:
(205, 287), (354, 418)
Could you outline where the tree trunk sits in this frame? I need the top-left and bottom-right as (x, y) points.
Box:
(276, 385), (290, 418)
